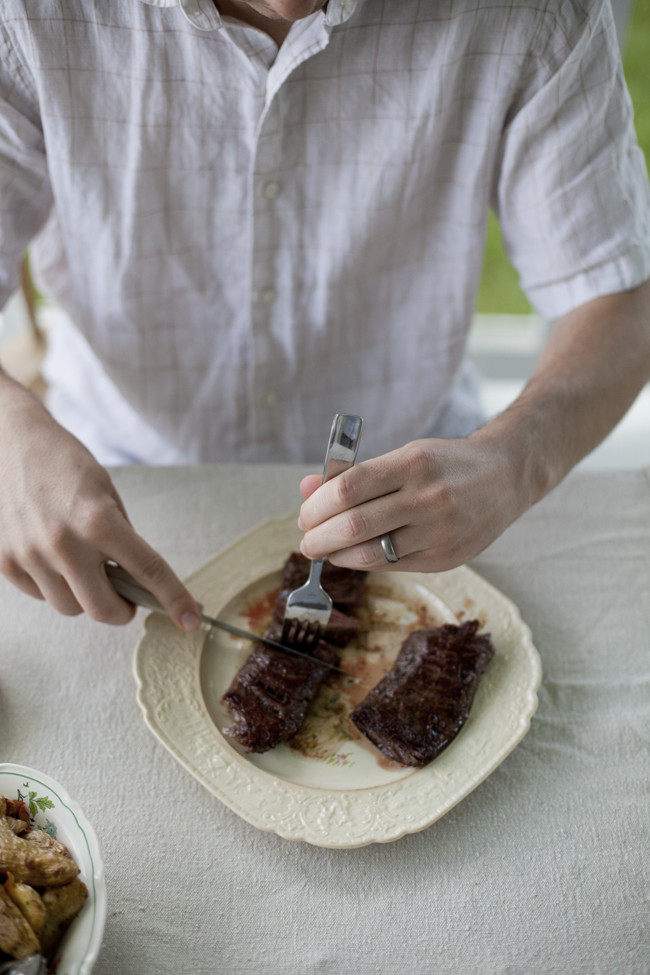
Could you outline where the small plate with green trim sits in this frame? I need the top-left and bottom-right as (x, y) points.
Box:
(0, 764), (106, 974)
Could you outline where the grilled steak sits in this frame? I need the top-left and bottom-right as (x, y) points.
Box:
(272, 589), (360, 647)
(222, 630), (341, 753)
(222, 551), (367, 753)
(350, 620), (495, 767)
(280, 551), (367, 613)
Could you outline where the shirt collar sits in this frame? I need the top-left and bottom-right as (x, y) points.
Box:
(136, 0), (359, 32)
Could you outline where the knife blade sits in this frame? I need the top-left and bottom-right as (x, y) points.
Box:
(105, 563), (359, 681)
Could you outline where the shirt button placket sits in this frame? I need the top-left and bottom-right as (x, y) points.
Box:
(260, 286), (277, 304)
(263, 179), (281, 200)
(260, 181), (280, 309)
(251, 98), (284, 450)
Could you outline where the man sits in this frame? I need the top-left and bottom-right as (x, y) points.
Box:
(0, 0), (649, 631)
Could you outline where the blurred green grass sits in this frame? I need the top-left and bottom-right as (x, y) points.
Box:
(476, 0), (650, 314)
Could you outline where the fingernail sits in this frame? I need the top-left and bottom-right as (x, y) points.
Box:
(181, 612), (201, 632)
(297, 515), (305, 530)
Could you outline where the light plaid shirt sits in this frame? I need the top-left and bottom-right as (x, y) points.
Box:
(1, 0), (649, 463)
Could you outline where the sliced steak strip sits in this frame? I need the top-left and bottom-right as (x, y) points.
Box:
(350, 620), (495, 767)
(221, 623), (340, 753)
(222, 551), (366, 753)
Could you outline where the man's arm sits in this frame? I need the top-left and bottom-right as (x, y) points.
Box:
(297, 280), (650, 571)
(0, 369), (202, 629)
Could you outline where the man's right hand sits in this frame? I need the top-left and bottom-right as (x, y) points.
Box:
(0, 373), (202, 630)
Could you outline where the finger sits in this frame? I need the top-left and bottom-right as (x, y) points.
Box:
(298, 474), (322, 501)
(328, 526), (412, 571)
(326, 531), (460, 575)
(0, 560), (46, 601)
(324, 508), (484, 574)
(114, 535), (202, 632)
(300, 488), (413, 559)
(63, 561), (137, 625)
(28, 567), (85, 617)
(298, 455), (403, 530)
(59, 498), (201, 630)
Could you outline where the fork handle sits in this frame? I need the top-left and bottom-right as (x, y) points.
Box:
(110, 420), (363, 610)
(321, 414), (363, 483)
(308, 413), (363, 580)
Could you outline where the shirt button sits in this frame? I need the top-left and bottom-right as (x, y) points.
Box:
(260, 287), (277, 304)
(263, 180), (281, 199)
(266, 392), (278, 406)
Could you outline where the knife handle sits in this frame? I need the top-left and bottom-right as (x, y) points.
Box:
(105, 563), (169, 614)
(105, 562), (210, 625)
(105, 561), (362, 680)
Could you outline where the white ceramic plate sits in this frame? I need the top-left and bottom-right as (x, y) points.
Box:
(134, 513), (542, 848)
(0, 764), (106, 974)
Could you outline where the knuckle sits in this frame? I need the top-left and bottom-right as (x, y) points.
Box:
(16, 540), (47, 571)
(136, 554), (170, 589)
(74, 497), (120, 545)
(402, 443), (432, 482)
(355, 545), (379, 570)
(340, 507), (369, 544)
(134, 555), (190, 617)
(299, 535), (315, 559)
(0, 551), (15, 578)
(87, 600), (135, 625)
(48, 588), (84, 617)
(113, 607), (137, 626)
(84, 600), (114, 623)
(40, 519), (71, 557)
(332, 470), (357, 509)
(430, 479), (456, 514)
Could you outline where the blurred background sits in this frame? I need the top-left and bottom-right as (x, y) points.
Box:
(0, 0), (648, 468)
(471, 0), (649, 469)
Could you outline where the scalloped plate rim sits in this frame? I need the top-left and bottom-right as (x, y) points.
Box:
(133, 513), (543, 848)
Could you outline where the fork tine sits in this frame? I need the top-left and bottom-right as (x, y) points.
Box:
(281, 414), (363, 652)
(280, 618), (322, 652)
(299, 620), (322, 651)
(280, 617), (297, 645)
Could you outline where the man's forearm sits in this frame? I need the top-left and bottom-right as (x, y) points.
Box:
(0, 362), (44, 420)
(473, 278), (650, 506)
(0, 363), (203, 629)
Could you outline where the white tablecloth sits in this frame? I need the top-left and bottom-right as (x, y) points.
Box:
(2, 465), (649, 975)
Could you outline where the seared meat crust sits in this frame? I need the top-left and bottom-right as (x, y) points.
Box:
(350, 621), (494, 767)
(222, 633), (340, 753)
(222, 553), (368, 753)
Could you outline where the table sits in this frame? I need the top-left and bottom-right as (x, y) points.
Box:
(1, 465), (648, 975)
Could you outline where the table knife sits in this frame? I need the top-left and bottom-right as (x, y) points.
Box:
(105, 562), (358, 681)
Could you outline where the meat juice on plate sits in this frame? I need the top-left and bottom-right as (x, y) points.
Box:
(238, 575), (458, 776)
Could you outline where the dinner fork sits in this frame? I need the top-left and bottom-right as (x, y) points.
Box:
(281, 413), (363, 651)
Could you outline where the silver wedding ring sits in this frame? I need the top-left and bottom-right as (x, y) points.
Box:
(380, 533), (399, 563)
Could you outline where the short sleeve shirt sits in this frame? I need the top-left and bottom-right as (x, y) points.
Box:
(1, 0), (649, 463)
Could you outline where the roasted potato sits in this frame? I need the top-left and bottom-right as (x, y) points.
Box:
(0, 797), (88, 965)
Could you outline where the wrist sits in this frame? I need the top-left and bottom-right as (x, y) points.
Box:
(469, 404), (559, 514)
(0, 369), (51, 437)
